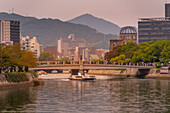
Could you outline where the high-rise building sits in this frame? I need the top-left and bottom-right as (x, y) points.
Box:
(165, 3), (170, 17)
(138, 18), (170, 43)
(0, 20), (20, 44)
(21, 36), (40, 58)
(138, 4), (170, 43)
(74, 47), (96, 61)
(57, 34), (86, 57)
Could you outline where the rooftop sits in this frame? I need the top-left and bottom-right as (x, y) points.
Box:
(139, 17), (170, 22)
(120, 26), (137, 34)
(60, 37), (84, 41)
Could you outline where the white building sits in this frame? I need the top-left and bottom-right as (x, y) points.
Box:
(57, 34), (86, 58)
(21, 36), (40, 58)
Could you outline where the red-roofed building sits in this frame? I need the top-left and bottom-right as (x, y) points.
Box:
(44, 46), (58, 59)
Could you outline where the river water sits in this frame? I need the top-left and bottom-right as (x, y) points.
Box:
(0, 77), (170, 113)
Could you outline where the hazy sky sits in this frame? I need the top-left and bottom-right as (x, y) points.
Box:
(0, 0), (167, 27)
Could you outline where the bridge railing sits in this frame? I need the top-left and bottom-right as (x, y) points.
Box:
(37, 61), (155, 67)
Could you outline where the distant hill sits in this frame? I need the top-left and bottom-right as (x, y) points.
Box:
(0, 12), (118, 49)
(67, 13), (121, 35)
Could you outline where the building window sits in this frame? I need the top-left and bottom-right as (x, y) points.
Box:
(133, 36), (136, 39)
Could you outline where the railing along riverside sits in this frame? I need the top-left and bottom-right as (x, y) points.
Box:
(36, 61), (153, 67)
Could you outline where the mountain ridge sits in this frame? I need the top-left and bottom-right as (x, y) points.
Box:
(67, 13), (120, 35)
(0, 12), (118, 49)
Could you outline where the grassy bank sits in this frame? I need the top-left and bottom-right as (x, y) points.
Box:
(0, 71), (44, 90)
(1, 71), (38, 83)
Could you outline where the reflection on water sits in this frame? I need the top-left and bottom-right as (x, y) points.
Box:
(0, 87), (38, 112)
(0, 78), (169, 112)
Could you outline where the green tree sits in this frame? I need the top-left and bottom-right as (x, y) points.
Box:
(92, 58), (104, 63)
(20, 51), (37, 72)
(110, 55), (126, 63)
(0, 43), (38, 73)
(105, 45), (122, 61)
(38, 52), (55, 61)
(121, 40), (138, 59)
(105, 39), (170, 64)
(10, 43), (24, 72)
(60, 57), (69, 61)
(0, 44), (11, 73)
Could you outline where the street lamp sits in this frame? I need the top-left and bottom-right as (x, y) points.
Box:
(159, 58), (163, 66)
(141, 56), (144, 66)
(153, 56), (157, 67)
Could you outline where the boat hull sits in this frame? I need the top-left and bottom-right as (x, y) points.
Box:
(69, 78), (96, 81)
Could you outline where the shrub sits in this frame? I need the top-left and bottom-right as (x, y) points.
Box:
(4, 72), (29, 83)
(163, 63), (168, 66)
(155, 65), (160, 68)
(28, 70), (38, 78)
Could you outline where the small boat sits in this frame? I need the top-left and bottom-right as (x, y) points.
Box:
(69, 73), (96, 81)
(51, 70), (58, 74)
(38, 71), (47, 76)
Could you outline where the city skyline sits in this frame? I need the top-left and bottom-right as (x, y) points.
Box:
(0, 0), (168, 27)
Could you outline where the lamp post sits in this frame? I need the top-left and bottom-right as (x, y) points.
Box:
(153, 56), (156, 67)
(141, 56), (144, 66)
(159, 58), (163, 66)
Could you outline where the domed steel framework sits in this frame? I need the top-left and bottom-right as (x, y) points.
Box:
(110, 26), (138, 51)
(120, 26), (137, 34)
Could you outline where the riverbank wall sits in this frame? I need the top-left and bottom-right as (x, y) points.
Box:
(0, 72), (44, 90)
(88, 69), (170, 79)
(146, 69), (170, 79)
(88, 68), (149, 78)
(88, 69), (127, 76)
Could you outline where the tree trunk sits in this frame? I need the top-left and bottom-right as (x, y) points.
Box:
(14, 67), (16, 72)
(10, 67), (13, 72)
(18, 66), (23, 72)
(25, 66), (29, 72)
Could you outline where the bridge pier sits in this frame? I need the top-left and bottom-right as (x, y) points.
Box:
(126, 68), (151, 78)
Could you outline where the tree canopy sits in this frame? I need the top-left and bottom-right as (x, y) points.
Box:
(60, 57), (69, 61)
(38, 52), (55, 61)
(0, 43), (37, 73)
(105, 39), (170, 64)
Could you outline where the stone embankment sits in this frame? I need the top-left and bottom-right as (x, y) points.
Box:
(146, 69), (170, 79)
(88, 69), (125, 75)
(0, 72), (44, 90)
(88, 69), (170, 79)
(88, 69), (129, 78)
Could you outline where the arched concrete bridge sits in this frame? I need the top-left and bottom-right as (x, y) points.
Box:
(30, 61), (153, 78)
